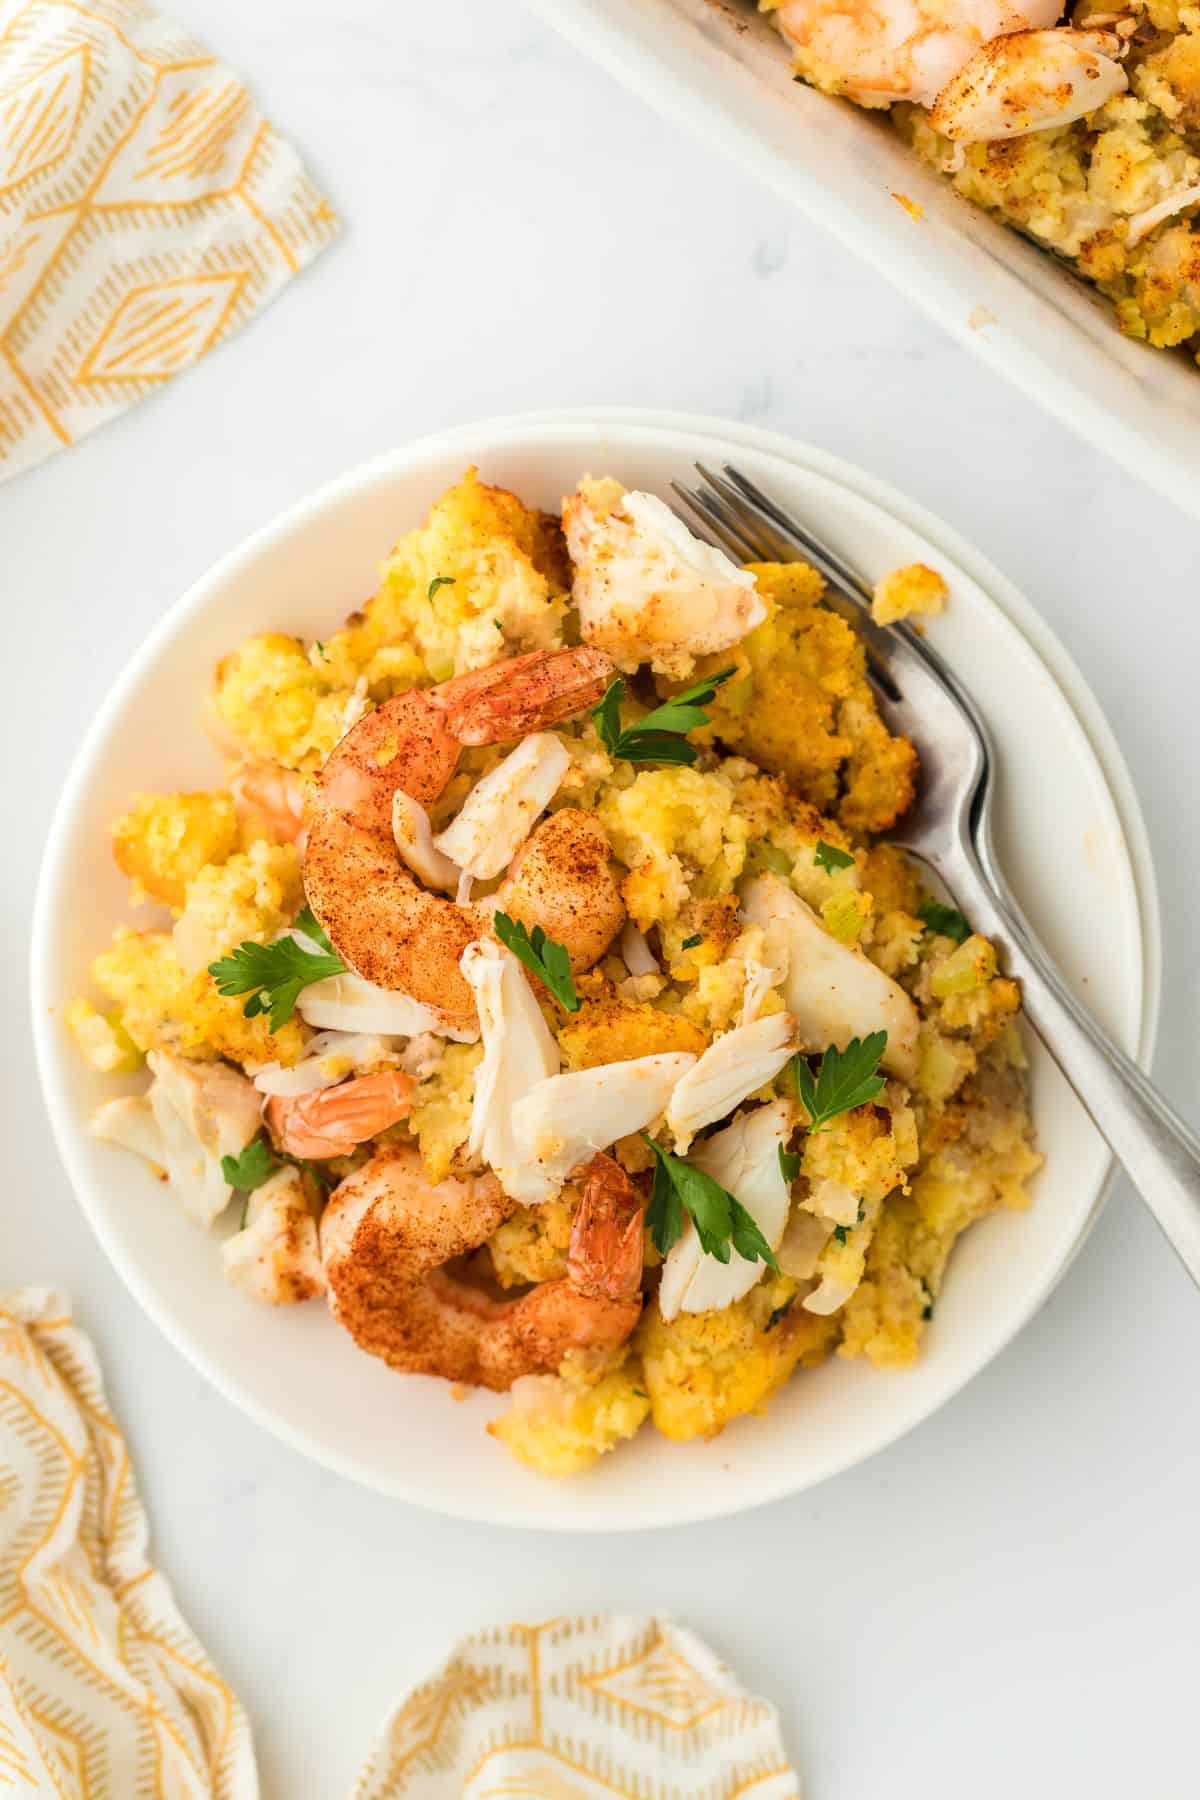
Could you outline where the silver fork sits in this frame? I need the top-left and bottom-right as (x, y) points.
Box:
(675, 463), (1200, 1286)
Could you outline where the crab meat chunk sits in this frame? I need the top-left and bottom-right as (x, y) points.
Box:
(563, 480), (766, 676)
(461, 938), (561, 1203)
(221, 1166), (325, 1304)
(659, 1100), (792, 1321)
(741, 874), (918, 1079)
(434, 734), (570, 881)
(666, 1012), (798, 1152)
(510, 1052), (697, 1198)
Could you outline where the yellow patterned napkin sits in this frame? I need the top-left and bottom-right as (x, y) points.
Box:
(0, 1287), (256, 1797)
(356, 1615), (802, 1799)
(0, 1288), (802, 1797)
(0, 0), (337, 481)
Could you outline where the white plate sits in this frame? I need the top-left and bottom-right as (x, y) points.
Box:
(31, 409), (1160, 1530)
(527, 0), (1200, 521)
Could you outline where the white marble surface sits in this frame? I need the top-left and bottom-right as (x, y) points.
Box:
(4, 1), (1199, 1794)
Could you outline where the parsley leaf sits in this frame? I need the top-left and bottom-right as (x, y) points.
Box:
(295, 905), (336, 955)
(814, 839), (855, 873)
(591, 668), (735, 766)
(427, 575), (456, 600)
(918, 900), (970, 943)
(778, 1143), (801, 1182)
(493, 912), (579, 1012)
(646, 1143), (684, 1255)
(642, 1135), (779, 1271)
(208, 919), (344, 1031)
(790, 1032), (888, 1133)
(681, 933), (703, 951)
(222, 1136), (279, 1194)
(833, 1225), (849, 1245)
(728, 1197), (780, 1269)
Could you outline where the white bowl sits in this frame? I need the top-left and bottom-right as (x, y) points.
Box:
(32, 409), (1159, 1530)
(527, 0), (1200, 521)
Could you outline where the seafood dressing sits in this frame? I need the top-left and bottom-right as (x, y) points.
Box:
(74, 468), (1041, 1477)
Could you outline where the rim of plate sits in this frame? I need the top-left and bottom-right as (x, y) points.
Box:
(30, 409), (1162, 1528)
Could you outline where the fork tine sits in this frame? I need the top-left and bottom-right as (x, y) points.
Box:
(692, 465), (789, 563)
(721, 465), (875, 607)
(671, 483), (764, 565)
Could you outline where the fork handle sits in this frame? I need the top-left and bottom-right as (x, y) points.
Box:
(940, 841), (1200, 1282)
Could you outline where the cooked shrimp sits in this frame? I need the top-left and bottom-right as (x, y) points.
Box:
(497, 807), (626, 972)
(303, 647), (617, 1028)
(320, 1146), (644, 1389)
(770, 0), (1060, 108)
(264, 1069), (415, 1159)
(229, 760), (307, 845)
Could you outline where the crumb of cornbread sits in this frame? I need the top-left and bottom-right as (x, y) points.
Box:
(90, 928), (305, 1067)
(872, 562), (949, 626)
(697, 561), (917, 833)
(637, 1273), (840, 1440)
(489, 1354), (651, 1474)
(112, 790), (239, 909)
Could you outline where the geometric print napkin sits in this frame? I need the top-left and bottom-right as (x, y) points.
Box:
(354, 1614), (803, 1799)
(0, 1287), (257, 1797)
(0, 1287), (803, 1797)
(0, 0), (337, 482)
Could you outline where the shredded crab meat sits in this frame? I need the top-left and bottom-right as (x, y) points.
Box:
(393, 792), (461, 893)
(253, 1031), (400, 1097)
(93, 1050), (260, 1226)
(666, 1013), (799, 1153)
(927, 27), (1127, 143)
(461, 938), (561, 1203)
(295, 944), (481, 1042)
(659, 1101), (793, 1321)
(741, 873), (918, 1079)
(433, 733), (570, 881)
(563, 481), (766, 676)
(620, 921), (660, 978)
(510, 1053), (697, 1196)
(1126, 184), (1200, 249)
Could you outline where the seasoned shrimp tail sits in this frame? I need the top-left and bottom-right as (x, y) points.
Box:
(568, 1154), (645, 1303)
(265, 1070), (415, 1160)
(321, 1144), (643, 1390)
(304, 649), (623, 1024)
(432, 646), (615, 745)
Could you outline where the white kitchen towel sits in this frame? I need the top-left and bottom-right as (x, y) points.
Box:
(0, 0), (337, 482)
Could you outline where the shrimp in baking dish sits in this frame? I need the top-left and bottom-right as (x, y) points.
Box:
(768, 0), (1061, 109)
(320, 1147), (645, 1389)
(264, 1069), (416, 1159)
(303, 646), (626, 1029)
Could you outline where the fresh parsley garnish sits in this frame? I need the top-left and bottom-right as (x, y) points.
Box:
(790, 1032), (888, 1133)
(208, 908), (344, 1031)
(833, 1225), (850, 1245)
(778, 1143), (801, 1183)
(642, 1135), (779, 1271)
(222, 1136), (279, 1194)
(814, 839), (855, 873)
(427, 575), (456, 600)
(681, 933), (703, 951)
(918, 900), (969, 944)
(493, 912), (579, 1012)
(591, 668), (735, 766)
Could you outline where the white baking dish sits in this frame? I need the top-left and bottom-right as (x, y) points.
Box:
(528, 0), (1200, 519)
